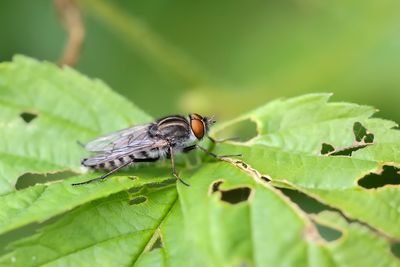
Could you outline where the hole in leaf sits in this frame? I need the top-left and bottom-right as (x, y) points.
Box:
(353, 122), (367, 142)
(237, 161), (248, 169)
(16, 171), (76, 190)
(211, 181), (251, 204)
(321, 122), (374, 156)
(326, 144), (368, 156)
(20, 112), (38, 123)
(129, 196), (147, 205)
(220, 188), (251, 204)
(364, 133), (374, 143)
(321, 143), (335, 155)
(150, 236), (163, 251)
(261, 175), (271, 183)
(391, 242), (400, 258)
(358, 165), (400, 189)
(280, 188), (334, 214)
(315, 223), (342, 242)
(214, 119), (258, 142)
(353, 122), (374, 143)
(211, 180), (224, 193)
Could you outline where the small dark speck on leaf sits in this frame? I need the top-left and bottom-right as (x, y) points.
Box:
(20, 112), (38, 123)
(358, 165), (400, 189)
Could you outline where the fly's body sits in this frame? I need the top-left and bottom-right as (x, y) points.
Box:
(73, 113), (235, 186)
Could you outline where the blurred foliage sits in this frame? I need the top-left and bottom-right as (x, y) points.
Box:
(0, 0), (399, 122)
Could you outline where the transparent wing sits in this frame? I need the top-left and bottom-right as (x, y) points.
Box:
(82, 122), (169, 166)
(82, 138), (168, 166)
(85, 124), (152, 152)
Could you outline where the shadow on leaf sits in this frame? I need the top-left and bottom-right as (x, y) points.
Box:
(16, 171), (77, 189)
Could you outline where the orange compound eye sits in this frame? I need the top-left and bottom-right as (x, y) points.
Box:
(191, 119), (205, 139)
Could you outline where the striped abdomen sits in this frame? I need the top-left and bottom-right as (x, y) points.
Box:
(81, 148), (166, 170)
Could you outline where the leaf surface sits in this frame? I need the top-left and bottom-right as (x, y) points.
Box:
(1, 58), (399, 267)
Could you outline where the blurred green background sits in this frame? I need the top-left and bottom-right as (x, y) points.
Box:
(1, 0), (399, 123)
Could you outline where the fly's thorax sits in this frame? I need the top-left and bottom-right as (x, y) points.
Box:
(151, 115), (191, 143)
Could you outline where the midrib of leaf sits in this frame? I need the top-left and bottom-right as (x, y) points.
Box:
(0, 176), (173, 235)
(10, 188), (178, 266)
(129, 196), (178, 267)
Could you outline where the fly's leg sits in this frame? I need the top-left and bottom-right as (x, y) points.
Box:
(182, 145), (196, 153)
(72, 160), (133, 186)
(76, 140), (85, 148)
(196, 144), (242, 159)
(208, 136), (239, 143)
(72, 157), (160, 186)
(182, 144), (241, 158)
(169, 146), (190, 187)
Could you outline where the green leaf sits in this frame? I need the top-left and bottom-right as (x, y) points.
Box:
(0, 187), (177, 267)
(213, 94), (400, 239)
(0, 56), (167, 237)
(1, 57), (399, 266)
(138, 163), (400, 267)
(0, 174), (172, 235)
(0, 55), (151, 195)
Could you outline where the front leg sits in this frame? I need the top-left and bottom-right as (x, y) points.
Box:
(169, 146), (190, 187)
(182, 144), (241, 159)
(182, 144), (196, 153)
(208, 136), (239, 143)
(196, 145), (241, 159)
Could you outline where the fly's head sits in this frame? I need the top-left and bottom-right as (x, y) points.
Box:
(189, 113), (216, 140)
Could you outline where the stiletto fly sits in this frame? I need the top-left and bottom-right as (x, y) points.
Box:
(72, 113), (239, 186)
